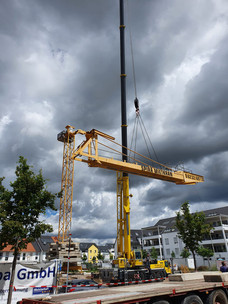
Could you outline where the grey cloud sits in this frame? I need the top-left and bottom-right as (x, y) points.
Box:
(1, 0), (228, 243)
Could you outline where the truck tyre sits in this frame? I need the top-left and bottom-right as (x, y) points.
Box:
(155, 271), (162, 279)
(206, 289), (228, 304)
(181, 295), (203, 304)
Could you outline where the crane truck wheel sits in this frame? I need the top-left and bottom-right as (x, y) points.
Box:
(181, 294), (203, 304)
(206, 289), (228, 304)
(154, 271), (162, 279)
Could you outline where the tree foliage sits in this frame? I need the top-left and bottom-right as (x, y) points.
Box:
(0, 156), (59, 304)
(92, 256), (97, 264)
(97, 250), (104, 261)
(180, 248), (191, 259)
(150, 247), (158, 259)
(82, 254), (87, 262)
(142, 249), (148, 259)
(176, 201), (212, 270)
(197, 246), (214, 266)
(171, 251), (175, 259)
(0, 156), (58, 250)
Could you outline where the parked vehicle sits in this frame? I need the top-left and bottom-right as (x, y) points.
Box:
(150, 259), (172, 276)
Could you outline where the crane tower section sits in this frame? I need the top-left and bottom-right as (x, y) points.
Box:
(57, 125), (76, 243)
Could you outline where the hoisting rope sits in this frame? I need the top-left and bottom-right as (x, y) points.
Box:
(127, 0), (137, 99)
(126, 0), (160, 166)
(97, 138), (173, 172)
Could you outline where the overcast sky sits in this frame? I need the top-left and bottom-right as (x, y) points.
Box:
(1, 0), (228, 244)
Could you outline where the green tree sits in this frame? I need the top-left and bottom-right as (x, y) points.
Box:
(150, 247), (158, 260)
(82, 254), (87, 262)
(180, 248), (191, 265)
(142, 249), (148, 259)
(176, 201), (212, 270)
(92, 256), (97, 264)
(0, 156), (59, 304)
(170, 251), (175, 274)
(197, 246), (214, 267)
(97, 250), (104, 261)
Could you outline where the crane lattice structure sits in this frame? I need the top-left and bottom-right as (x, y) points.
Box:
(57, 125), (76, 243)
(57, 126), (204, 247)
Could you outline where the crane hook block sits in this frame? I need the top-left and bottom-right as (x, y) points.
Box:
(134, 98), (139, 112)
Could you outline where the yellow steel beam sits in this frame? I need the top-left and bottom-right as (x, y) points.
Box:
(71, 128), (204, 185)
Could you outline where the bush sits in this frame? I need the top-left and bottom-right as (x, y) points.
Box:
(209, 264), (218, 271)
(180, 265), (190, 273)
(197, 265), (209, 271)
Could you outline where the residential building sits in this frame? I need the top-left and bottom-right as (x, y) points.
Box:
(0, 236), (57, 263)
(97, 244), (114, 261)
(141, 206), (228, 265)
(142, 225), (165, 259)
(131, 229), (143, 250)
(79, 243), (99, 262)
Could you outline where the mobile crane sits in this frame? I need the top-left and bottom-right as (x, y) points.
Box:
(57, 125), (204, 281)
(57, 0), (204, 282)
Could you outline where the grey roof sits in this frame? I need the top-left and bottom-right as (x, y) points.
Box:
(144, 206), (228, 234)
(105, 243), (114, 249)
(97, 243), (114, 252)
(97, 245), (110, 253)
(32, 236), (57, 253)
(203, 206), (228, 217)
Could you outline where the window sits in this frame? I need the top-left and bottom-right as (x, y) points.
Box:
(174, 236), (178, 244)
(17, 253), (20, 260)
(165, 238), (169, 245)
(0, 252), (3, 260)
(166, 249), (170, 255)
(90, 250), (92, 253)
(22, 253), (26, 260)
(175, 248), (179, 255)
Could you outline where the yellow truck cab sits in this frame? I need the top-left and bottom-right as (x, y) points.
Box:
(150, 259), (172, 275)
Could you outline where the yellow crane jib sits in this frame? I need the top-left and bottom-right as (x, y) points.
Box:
(71, 128), (204, 186)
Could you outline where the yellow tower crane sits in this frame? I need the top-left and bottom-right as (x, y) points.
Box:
(57, 126), (204, 272)
(57, 125), (76, 243)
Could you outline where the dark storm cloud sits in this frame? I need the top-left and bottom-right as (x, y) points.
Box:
(1, 0), (228, 242)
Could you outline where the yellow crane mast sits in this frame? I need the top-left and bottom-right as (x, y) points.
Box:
(57, 125), (76, 243)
